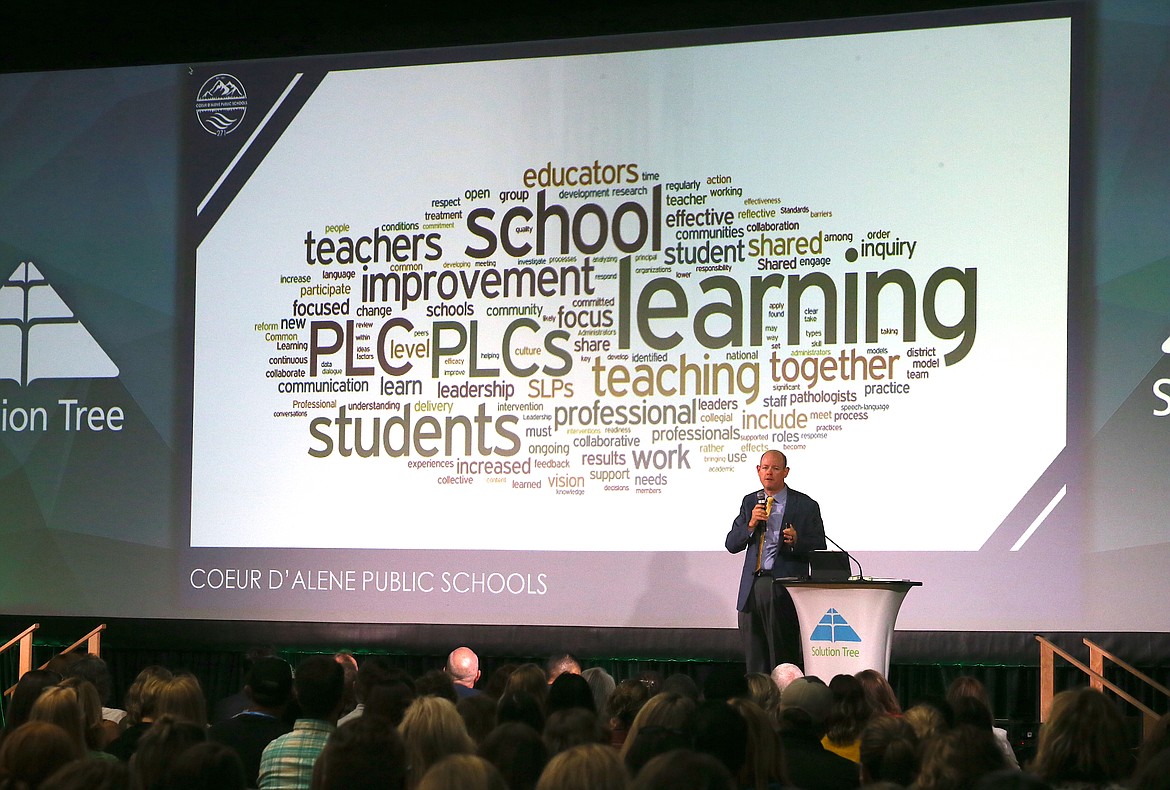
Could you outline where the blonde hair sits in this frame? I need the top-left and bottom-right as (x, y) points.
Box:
(123, 666), (173, 725)
(417, 754), (507, 790)
(29, 685), (87, 755)
(154, 673), (207, 727)
(56, 677), (106, 750)
(399, 696), (475, 788)
(537, 743), (628, 790)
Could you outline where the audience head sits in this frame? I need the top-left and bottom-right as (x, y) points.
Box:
(505, 664), (549, 703)
(543, 708), (607, 756)
(692, 701), (747, 783)
(313, 715), (408, 790)
(418, 754), (507, 790)
(946, 675), (993, 713)
(1030, 687), (1131, 784)
(333, 651), (360, 715)
(744, 673), (780, 713)
(856, 668), (901, 716)
(55, 677), (107, 750)
(28, 686), (87, 757)
(483, 664), (517, 700)
(915, 724), (1007, 790)
(39, 759), (130, 790)
(776, 677), (833, 735)
(824, 673), (873, 744)
(496, 690), (545, 733)
(244, 656), (293, 710)
(619, 691), (697, 766)
(545, 653), (582, 684)
(859, 713), (919, 786)
(536, 742), (628, 790)
(1134, 712), (1170, 780)
(130, 715), (208, 790)
(607, 679), (651, 732)
(61, 655), (114, 709)
(123, 666), (174, 725)
(293, 655), (345, 722)
(727, 698), (786, 790)
(154, 673), (208, 727)
(415, 669), (459, 703)
(398, 695), (475, 787)
(904, 698), (953, 741)
(445, 647), (480, 689)
(3, 671), (62, 738)
(457, 694), (498, 745)
(164, 741), (246, 790)
(479, 722), (548, 790)
(700, 666), (748, 702)
(660, 673), (700, 702)
(769, 663), (804, 693)
(580, 667), (615, 715)
(366, 678), (418, 727)
(546, 673), (595, 716)
(631, 749), (735, 790)
(0, 722), (81, 789)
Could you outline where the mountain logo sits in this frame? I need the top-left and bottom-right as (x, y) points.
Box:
(809, 607), (862, 643)
(0, 262), (119, 386)
(196, 73), (248, 136)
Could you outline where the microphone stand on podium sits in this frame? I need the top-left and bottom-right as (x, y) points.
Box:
(775, 545), (920, 677)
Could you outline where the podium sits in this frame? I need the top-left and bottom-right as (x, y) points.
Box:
(777, 579), (921, 678)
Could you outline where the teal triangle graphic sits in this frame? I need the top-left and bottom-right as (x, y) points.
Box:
(809, 607), (862, 643)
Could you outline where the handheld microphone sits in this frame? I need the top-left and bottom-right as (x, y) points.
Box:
(824, 531), (865, 579)
(755, 491), (766, 532)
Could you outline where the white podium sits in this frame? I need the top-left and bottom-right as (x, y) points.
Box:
(777, 579), (921, 678)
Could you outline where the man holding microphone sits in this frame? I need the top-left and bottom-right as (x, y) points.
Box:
(726, 449), (826, 673)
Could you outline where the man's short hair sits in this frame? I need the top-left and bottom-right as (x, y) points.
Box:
(294, 655), (345, 720)
(545, 653), (581, 682)
(246, 657), (293, 708)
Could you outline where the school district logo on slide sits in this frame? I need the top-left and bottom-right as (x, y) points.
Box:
(0, 262), (119, 387)
(810, 608), (862, 643)
(196, 73), (248, 136)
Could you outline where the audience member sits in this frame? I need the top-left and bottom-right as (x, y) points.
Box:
(212, 647), (279, 724)
(1129, 749), (1170, 790)
(258, 655), (344, 790)
(131, 716), (208, 790)
(692, 701), (747, 785)
(458, 694), (498, 746)
(28, 686), (88, 759)
(445, 647), (482, 697)
(856, 669), (902, 716)
(417, 754), (507, 790)
(483, 664), (517, 700)
(209, 656), (294, 787)
(365, 677), (418, 727)
(822, 674), (873, 763)
(916, 724), (1008, 790)
(858, 713), (919, 787)
(728, 698), (787, 790)
(606, 679), (650, 749)
(0, 722), (81, 790)
(504, 664), (549, 708)
(744, 672), (781, 713)
(339, 656), (402, 725)
(1029, 688), (1131, 787)
(701, 665), (749, 702)
(545, 654), (582, 684)
(631, 749), (736, 790)
(310, 715), (408, 790)
(948, 675), (1018, 769)
(55, 678), (114, 753)
(479, 722), (548, 790)
(546, 673), (596, 716)
(165, 741), (247, 790)
(904, 699), (952, 743)
(497, 690), (546, 734)
(618, 691), (697, 764)
(580, 667), (615, 717)
(543, 708), (607, 756)
(536, 742), (628, 790)
(398, 695), (475, 789)
(154, 673), (208, 728)
(106, 666), (172, 761)
(2, 671), (63, 744)
(770, 662), (804, 693)
(40, 759), (130, 790)
(774, 677), (860, 790)
(1133, 712), (1170, 781)
(62, 655), (124, 733)
(333, 651), (360, 719)
(415, 670), (459, 703)
(660, 673), (701, 702)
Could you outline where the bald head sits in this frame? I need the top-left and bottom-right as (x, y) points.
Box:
(445, 646), (480, 688)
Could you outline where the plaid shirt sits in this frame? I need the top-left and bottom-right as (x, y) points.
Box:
(257, 718), (334, 790)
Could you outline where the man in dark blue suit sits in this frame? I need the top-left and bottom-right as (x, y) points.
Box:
(725, 449), (825, 673)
